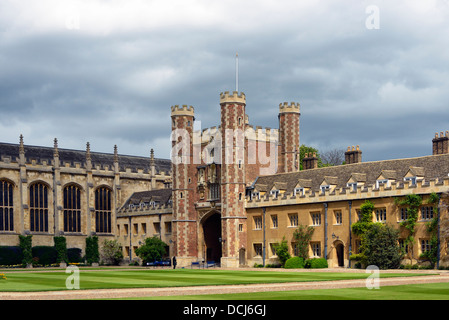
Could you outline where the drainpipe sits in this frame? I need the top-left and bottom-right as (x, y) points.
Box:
(324, 203), (328, 260)
(129, 216), (132, 261)
(437, 193), (442, 269)
(348, 200), (352, 268)
(262, 207), (266, 267)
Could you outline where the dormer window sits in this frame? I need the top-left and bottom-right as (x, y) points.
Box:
(376, 179), (389, 188)
(294, 187), (304, 197)
(320, 185), (330, 193)
(347, 182), (357, 191)
(251, 191), (260, 200)
(270, 189), (279, 198)
(404, 176), (417, 185)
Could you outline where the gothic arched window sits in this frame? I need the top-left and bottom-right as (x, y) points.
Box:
(64, 184), (81, 233)
(0, 180), (14, 231)
(95, 187), (112, 233)
(30, 183), (49, 232)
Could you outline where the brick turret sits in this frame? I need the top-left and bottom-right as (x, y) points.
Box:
(220, 91), (247, 267)
(170, 105), (198, 267)
(278, 102), (300, 173)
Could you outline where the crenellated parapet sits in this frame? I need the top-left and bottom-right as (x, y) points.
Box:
(279, 102), (300, 114)
(246, 176), (449, 208)
(220, 91), (246, 104)
(117, 203), (173, 216)
(171, 105), (195, 117)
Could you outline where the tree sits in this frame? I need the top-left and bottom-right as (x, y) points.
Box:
(273, 237), (291, 267)
(293, 224), (315, 261)
(101, 239), (124, 265)
(364, 223), (402, 269)
(135, 236), (167, 264)
(299, 145), (323, 170)
(320, 148), (345, 166)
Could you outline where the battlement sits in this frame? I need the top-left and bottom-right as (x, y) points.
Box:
(118, 203), (173, 216)
(279, 102), (300, 114)
(246, 176), (449, 208)
(220, 91), (246, 104)
(171, 105), (195, 116)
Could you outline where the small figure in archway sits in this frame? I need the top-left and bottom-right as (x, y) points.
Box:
(172, 256), (177, 269)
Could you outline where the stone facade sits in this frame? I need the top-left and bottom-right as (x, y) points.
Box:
(2, 90), (449, 270)
(0, 137), (171, 256)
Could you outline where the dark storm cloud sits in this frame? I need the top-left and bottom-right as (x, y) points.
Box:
(0, 1), (448, 162)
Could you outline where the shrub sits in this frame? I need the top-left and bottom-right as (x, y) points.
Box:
(364, 223), (402, 269)
(67, 248), (83, 263)
(19, 235), (32, 267)
(32, 246), (57, 266)
(0, 246), (23, 266)
(85, 236), (100, 265)
(273, 237), (291, 267)
(54, 236), (68, 264)
(284, 256), (305, 269)
(292, 224), (315, 261)
(101, 239), (124, 265)
(305, 258), (328, 269)
(135, 236), (167, 264)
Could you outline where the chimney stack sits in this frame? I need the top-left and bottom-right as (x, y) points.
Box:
(432, 131), (449, 155)
(345, 145), (362, 164)
(302, 152), (318, 170)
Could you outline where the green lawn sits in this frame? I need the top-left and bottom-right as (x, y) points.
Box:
(0, 268), (432, 292)
(141, 282), (449, 300)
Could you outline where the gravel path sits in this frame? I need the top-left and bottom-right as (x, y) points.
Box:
(1, 268), (449, 300)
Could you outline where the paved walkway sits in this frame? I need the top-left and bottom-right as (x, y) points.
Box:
(1, 268), (449, 300)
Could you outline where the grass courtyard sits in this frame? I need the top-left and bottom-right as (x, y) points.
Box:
(142, 282), (449, 300)
(0, 267), (438, 295)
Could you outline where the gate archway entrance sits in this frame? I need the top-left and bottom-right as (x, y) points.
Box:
(336, 242), (344, 267)
(202, 212), (222, 263)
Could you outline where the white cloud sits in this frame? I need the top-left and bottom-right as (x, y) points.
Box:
(1, 0), (449, 161)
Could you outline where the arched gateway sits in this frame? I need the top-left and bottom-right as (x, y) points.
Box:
(202, 212), (222, 263)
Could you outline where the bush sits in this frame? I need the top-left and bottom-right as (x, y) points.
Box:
(284, 256), (305, 269)
(19, 235), (32, 267)
(67, 248), (83, 263)
(305, 258), (328, 269)
(32, 246), (57, 266)
(54, 236), (68, 264)
(364, 223), (402, 269)
(101, 239), (124, 265)
(135, 236), (167, 264)
(273, 237), (291, 267)
(85, 236), (100, 265)
(0, 246), (23, 265)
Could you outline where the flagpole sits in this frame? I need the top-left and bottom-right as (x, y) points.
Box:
(236, 52), (239, 92)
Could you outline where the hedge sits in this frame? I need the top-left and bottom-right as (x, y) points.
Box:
(67, 248), (83, 263)
(284, 256), (305, 269)
(32, 246), (57, 266)
(0, 246), (23, 265)
(305, 257), (328, 269)
(54, 236), (68, 263)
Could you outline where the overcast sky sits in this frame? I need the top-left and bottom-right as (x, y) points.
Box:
(1, 0), (448, 162)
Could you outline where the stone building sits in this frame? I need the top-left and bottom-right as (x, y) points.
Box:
(0, 137), (171, 253)
(1, 90), (449, 269)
